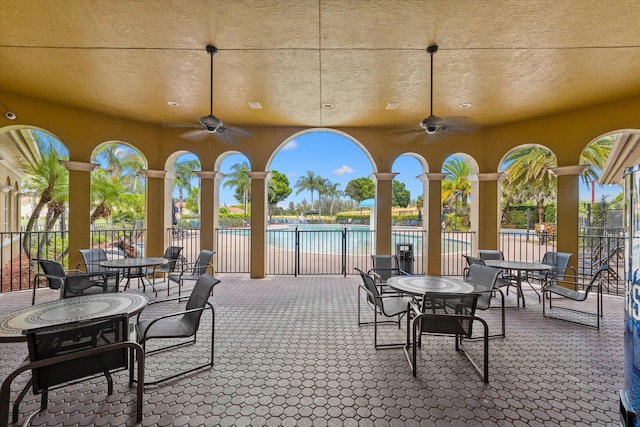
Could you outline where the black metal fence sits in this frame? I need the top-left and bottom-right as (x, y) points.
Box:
(1, 224), (146, 293)
(2, 225), (625, 295)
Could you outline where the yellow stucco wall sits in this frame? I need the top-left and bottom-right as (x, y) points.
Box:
(2, 90), (640, 275)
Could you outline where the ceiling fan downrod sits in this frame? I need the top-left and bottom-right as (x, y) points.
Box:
(206, 45), (218, 116)
(426, 44), (438, 117)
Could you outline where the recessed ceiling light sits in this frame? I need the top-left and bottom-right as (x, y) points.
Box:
(322, 102), (334, 108)
(386, 102), (400, 110)
(167, 101), (180, 107)
(248, 101), (262, 109)
(459, 103), (472, 109)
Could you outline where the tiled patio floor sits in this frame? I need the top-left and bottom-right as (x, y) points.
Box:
(0, 274), (625, 426)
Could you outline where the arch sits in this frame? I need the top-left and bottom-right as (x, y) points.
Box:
(91, 140), (148, 169)
(265, 128), (378, 173)
(164, 150), (202, 172)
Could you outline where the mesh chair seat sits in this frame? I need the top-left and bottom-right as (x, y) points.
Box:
(135, 274), (220, 385)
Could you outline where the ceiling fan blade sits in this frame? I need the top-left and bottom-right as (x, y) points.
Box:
(181, 129), (208, 140)
(441, 116), (481, 134)
(213, 131), (235, 145)
(388, 127), (423, 144)
(163, 121), (201, 129)
(225, 125), (254, 139)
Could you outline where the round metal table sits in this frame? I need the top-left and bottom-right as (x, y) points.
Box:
(484, 259), (553, 307)
(100, 257), (168, 294)
(387, 275), (475, 296)
(0, 293), (148, 343)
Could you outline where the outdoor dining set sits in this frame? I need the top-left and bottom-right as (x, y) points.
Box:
(356, 251), (610, 384)
(0, 246), (218, 426)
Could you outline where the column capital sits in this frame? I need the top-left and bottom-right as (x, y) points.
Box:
(468, 172), (504, 182)
(0, 185), (12, 193)
(550, 165), (590, 177)
(59, 160), (98, 172)
(418, 173), (448, 182)
(196, 171), (220, 180)
(139, 169), (167, 179)
(246, 171), (270, 180)
(370, 172), (398, 181)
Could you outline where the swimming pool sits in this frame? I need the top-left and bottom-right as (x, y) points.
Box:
(219, 225), (470, 255)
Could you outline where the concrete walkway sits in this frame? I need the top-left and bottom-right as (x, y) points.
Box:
(0, 274), (625, 426)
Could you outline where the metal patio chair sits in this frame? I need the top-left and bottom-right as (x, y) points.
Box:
(355, 267), (411, 349)
(32, 259), (115, 304)
(0, 314), (144, 426)
(465, 264), (505, 339)
(370, 254), (409, 293)
(167, 249), (215, 297)
(542, 263), (609, 329)
(528, 251), (577, 301)
(135, 274), (220, 385)
(77, 248), (121, 291)
(145, 246), (184, 293)
(404, 291), (488, 382)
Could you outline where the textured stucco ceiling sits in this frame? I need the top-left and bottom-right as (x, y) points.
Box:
(1, 0), (640, 131)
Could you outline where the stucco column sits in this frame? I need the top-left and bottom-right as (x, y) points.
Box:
(247, 171), (268, 278)
(196, 171), (219, 254)
(423, 173), (447, 275)
(60, 160), (97, 269)
(139, 169), (168, 257)
(470, 173), (503, 254)
(550, 165), (589, 272)
(372, 173), (397, 255)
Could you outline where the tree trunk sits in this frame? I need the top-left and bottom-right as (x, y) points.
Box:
(22, 198), (49, 259)
(537, 199), (545, 223)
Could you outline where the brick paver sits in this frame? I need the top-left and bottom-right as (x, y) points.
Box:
(0, 274), (624, 426)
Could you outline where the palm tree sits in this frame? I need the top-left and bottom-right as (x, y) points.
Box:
(580, 135), (614, 185)
(323, 181), (343, 215)
(223, 162), (251, 218)
(91, 143), (145, 226)
(174, 158), (201, 218)
(442, 157), (471, 208)
(90, 168), (126, 224)
(502, 146), (557, 224)
(295, 171), (324, 211)
(20, 143), (68, 259)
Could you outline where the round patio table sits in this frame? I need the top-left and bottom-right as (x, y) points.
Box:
(387, 275), (475, 296)
(100, 257), (168, 295)
(0, 293), (148, 343)
(484, 259), (553, 307)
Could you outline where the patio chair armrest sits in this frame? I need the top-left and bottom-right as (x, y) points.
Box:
(137, 302), (214, 342)
(34, 273), (64, 289)
(177, 262), (215, 277)
(368, 271), (383, 283)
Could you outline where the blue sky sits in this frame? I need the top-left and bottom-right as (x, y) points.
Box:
(174, 131), (623, 207)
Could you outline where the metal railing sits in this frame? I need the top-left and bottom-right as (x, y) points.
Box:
(2, 225), (625, 295)
(498, 228), (624, 295)
(216, 228), (251, 273)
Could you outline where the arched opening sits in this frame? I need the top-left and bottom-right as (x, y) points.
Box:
(89, 141), (147, 257)
(258, 129), (377, 276)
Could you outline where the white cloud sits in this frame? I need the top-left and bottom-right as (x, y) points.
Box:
(288, 172), (297, 178)
(282, 140), (298, 151)
(333, 165), (354, 176)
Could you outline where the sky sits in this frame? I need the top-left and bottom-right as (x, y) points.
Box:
(172, 131), (623, 207)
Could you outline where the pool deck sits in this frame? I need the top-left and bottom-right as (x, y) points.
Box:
(0, 274), (626, 426)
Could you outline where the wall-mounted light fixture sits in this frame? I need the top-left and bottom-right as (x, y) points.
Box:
(0, 103), (16, 120)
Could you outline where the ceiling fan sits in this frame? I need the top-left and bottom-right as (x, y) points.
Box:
(391, 44), (479, 141)
(165, 45), (253, 145)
